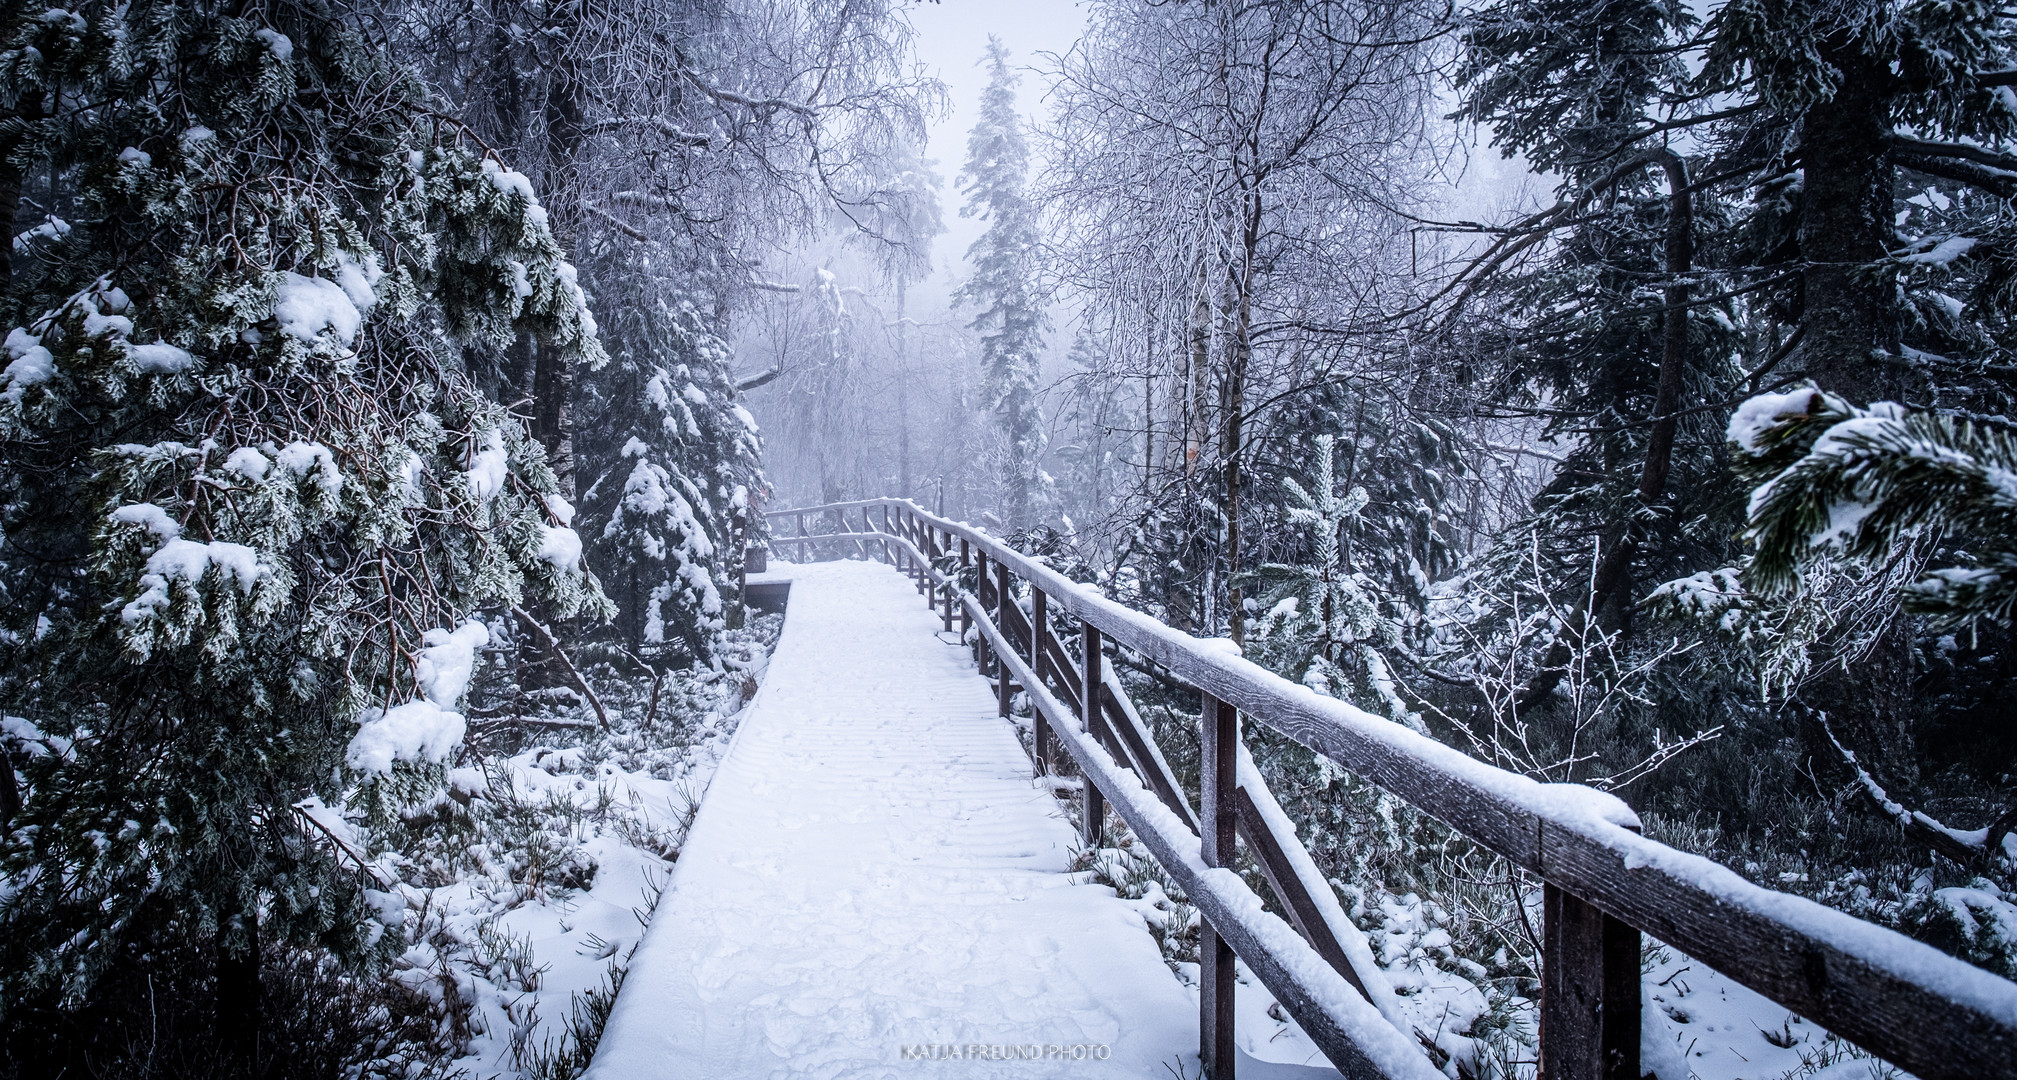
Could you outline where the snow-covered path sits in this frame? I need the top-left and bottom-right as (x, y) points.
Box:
(585, 559), (1196, 1079)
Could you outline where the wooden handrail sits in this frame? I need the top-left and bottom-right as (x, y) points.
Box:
(764, 500), (2017, 1080)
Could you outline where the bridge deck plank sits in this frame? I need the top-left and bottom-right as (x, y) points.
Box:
(586, 561), (1202, 1079)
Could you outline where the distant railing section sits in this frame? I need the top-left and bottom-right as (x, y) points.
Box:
(761, 500), (2017, 1080)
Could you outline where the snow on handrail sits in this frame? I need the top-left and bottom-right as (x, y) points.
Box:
(764, 499), (2017, 1080)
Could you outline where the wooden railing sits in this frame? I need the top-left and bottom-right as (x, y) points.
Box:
(761, 499), (2017, 1080)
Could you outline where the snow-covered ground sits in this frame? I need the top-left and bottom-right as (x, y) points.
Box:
(383, 554), (1919, 1080)
(343, 616), (777, 1079)
(586, 559), (1200, 1078)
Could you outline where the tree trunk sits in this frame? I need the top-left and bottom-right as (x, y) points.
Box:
(1794, 41), (1918, 790)
(1224, 191), (1260, 648)
(1795, 47), (1900, 403)
(535, 0), (586, 500)
(1517, 151), (1692, 713)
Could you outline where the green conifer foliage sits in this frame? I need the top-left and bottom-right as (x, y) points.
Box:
(577, 285), (764, 669)
(955, 36), (1049, 527)
(1733, 387), (2017, 625)
(0, 0), (604, 1029)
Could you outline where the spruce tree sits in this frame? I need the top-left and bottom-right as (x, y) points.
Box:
(955, 36), (1049, 527)
(0, 0), (603, 1063)
(577, 277), (764, 670)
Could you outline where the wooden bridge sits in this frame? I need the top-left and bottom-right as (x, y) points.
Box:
(591, 499), (2017, 1080)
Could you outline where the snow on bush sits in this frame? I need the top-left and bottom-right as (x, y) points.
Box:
(253, 27), (293, 61)
(119, 537), (268, 623)
(126, 342), (196, 373)
(540, 525), (585, 571)
(345, 699), (467, 777)
(345, 621), (489, 778)
(274, 271), (364, 345)
(415, 621), (489, 707)
(1727, 388), (1823, 455)
(275, 439), (343, 494)
(465, 428), (509, 502)
(1, 326), (54, 405)
(223, 446), (271, 480)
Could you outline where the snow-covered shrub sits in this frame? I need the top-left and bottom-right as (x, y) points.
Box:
(0, 0), (605, 1070)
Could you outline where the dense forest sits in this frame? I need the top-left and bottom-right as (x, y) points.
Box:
(3, 0), (2015, 1076)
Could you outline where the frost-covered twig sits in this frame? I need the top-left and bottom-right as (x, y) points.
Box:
(1820, 712), (1990, 866)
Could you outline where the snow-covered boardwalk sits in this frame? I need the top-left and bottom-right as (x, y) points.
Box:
(586, 559), (1195, 1079)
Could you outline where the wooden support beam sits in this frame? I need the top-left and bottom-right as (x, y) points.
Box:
(996, 560), (1015, 727)
(959, 538), (972, 640)
(1099, 683), (1201, 834)
(1542, 886), (1641, 1080)
(1030, 584), (1051, 776)
(1234, 787), (1374, 1004)
(1082, 621), (1105, 850)
(1200, 692), (1239, 1080)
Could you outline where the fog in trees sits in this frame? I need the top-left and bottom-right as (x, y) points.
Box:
(5, 0), (2017, 1075)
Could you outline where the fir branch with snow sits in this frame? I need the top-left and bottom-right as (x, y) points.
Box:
(1732, 386), (2017, 625)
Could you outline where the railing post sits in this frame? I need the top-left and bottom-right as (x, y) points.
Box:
(973, 549), (990, 671)
(1541, 881), (1641, 1080)
(957, 538), (971, 638)
(995, 560), (1014, 722)
(1031, 585), (1052, 778)
(1199, 692), (1238, 1080)
(1081, 621), (1105, 849)
(941, 535), (955, 632)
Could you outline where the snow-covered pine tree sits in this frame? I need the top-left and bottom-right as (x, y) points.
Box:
(955, 36), (1049, 528)
(1245, 434), (1423, 729)
(0, 0), (604, 1064)
(577, 276), (764, 669)
(1452, 0), (2017, 848)
(1453, 0), (1746, 695)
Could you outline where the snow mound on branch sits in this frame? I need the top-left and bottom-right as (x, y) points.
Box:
(539, 525), (584, 572)
(334, 251), (382, 312)
(3, 327), (55, 404)
(224, 447), (270, 480)
(119, 537), (267, 623)
(555, 261), (597, 339)
(1727, 388), (1822, 454)
(127, 342), (195, 373)
(275, 440), (343, 494)
(253, 28), (292, 61)
(482, 159), (549, 229)
(345, 700), (465, 777)
(275, 272), (362, 345)
(1901, 236), (1976, 266)
(12, 215), (69, 253)
(346, 621), (488, 777)
(111, 502), (181, 538)
(464, 429), (508, 502)
(415, 620), (489, 707)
